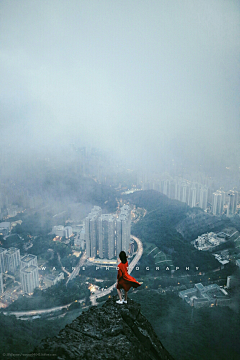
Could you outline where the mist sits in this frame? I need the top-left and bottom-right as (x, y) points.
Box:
(0, 0), (239, 175)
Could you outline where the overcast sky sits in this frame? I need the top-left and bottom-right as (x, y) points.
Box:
(0, 0), (239, 171)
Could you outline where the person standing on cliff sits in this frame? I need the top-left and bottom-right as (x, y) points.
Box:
(116, 251), (141, 304)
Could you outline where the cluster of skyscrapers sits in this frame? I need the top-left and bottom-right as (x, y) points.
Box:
(212, 189), (238, 216)
(85, 205), (131, 260)
(156, 177), (208, 210)
(139, 174), (239, 216)
(0, 247), (39, 295)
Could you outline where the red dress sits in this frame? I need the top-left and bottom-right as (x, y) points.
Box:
(116, 261), (141, 291)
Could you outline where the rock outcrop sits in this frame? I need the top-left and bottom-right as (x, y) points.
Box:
(31, 295), (174, 360)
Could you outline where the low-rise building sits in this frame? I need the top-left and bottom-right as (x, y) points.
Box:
(52, 225), (73, 238)
(52, 225), (65, 237)
(0, 222), (11, 236)
(7, 207), (18, 218)
(20, 265), (39, 294)
(193, 232), (223, 251)
(179, 282), (231, 308)
(44, 272), (64, 288)
(87, 258), (118, 268)
(213, 254), (229, 265)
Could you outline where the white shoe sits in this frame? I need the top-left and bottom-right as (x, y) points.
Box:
(116, 300), (123, 304)
(123, 300), (127, 304)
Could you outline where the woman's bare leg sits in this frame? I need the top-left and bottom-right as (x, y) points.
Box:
(124, 290), (128, 301)
(117, 289), (122, 301)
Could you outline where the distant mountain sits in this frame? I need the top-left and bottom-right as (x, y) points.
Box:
(30, 296), (174, 360)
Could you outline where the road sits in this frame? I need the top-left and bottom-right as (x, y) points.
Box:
(57, 252), (71, 276)
(3, 236), (143, 316)
(66, 251), (87, 286)
(90, 235), (143, 305)
(3, 299), (85, 318)
(3, 252), (87, 318)
(53, 211), (67, 218)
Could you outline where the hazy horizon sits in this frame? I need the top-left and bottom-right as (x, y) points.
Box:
(1, 0), (239, 174)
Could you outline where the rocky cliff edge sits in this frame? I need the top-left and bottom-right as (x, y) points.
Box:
(31, 295), (174, 360)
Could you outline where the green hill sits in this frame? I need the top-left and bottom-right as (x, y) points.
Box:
(124, 191), (226, 272)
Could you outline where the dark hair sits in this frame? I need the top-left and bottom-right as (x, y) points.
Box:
(119, 251), (128, 264)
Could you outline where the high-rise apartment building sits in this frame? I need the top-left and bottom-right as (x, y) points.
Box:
(169, 180), (176, 199)
(4, 247), (20, 273)
(191, 187), (197, 208)
(20, 265), (39, 294)
(116, 217), (122, 257)
(212, 189), (227, 216)
(229, 189), (238, 215)
(195, 183), (201, 205)
(163, 180), (170, 197)
(212, 192), (223, 215)
(227, 191), (237, 216)
(173, 179), (178, 200)
(182, 184), (187, 203)
(177, 182), (182, 201)
(98, 214), (115, 259)
(0, 247), (7, 273)
(85, 215), (97, 257)
(232, 189), (239, 209)
(85, 206), (102, 258)
(20, 254), (38, 270)
(0, 272), (3, 294)
(211, 188), (239, 217)
(199, 186), (208, 210)
(116, 206), (131, 256)
(152, 181), (161, 192)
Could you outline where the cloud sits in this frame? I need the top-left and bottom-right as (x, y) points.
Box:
(0, 0), (239, 170)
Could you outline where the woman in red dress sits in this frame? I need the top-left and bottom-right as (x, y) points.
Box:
(116, 251), (141, 304)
